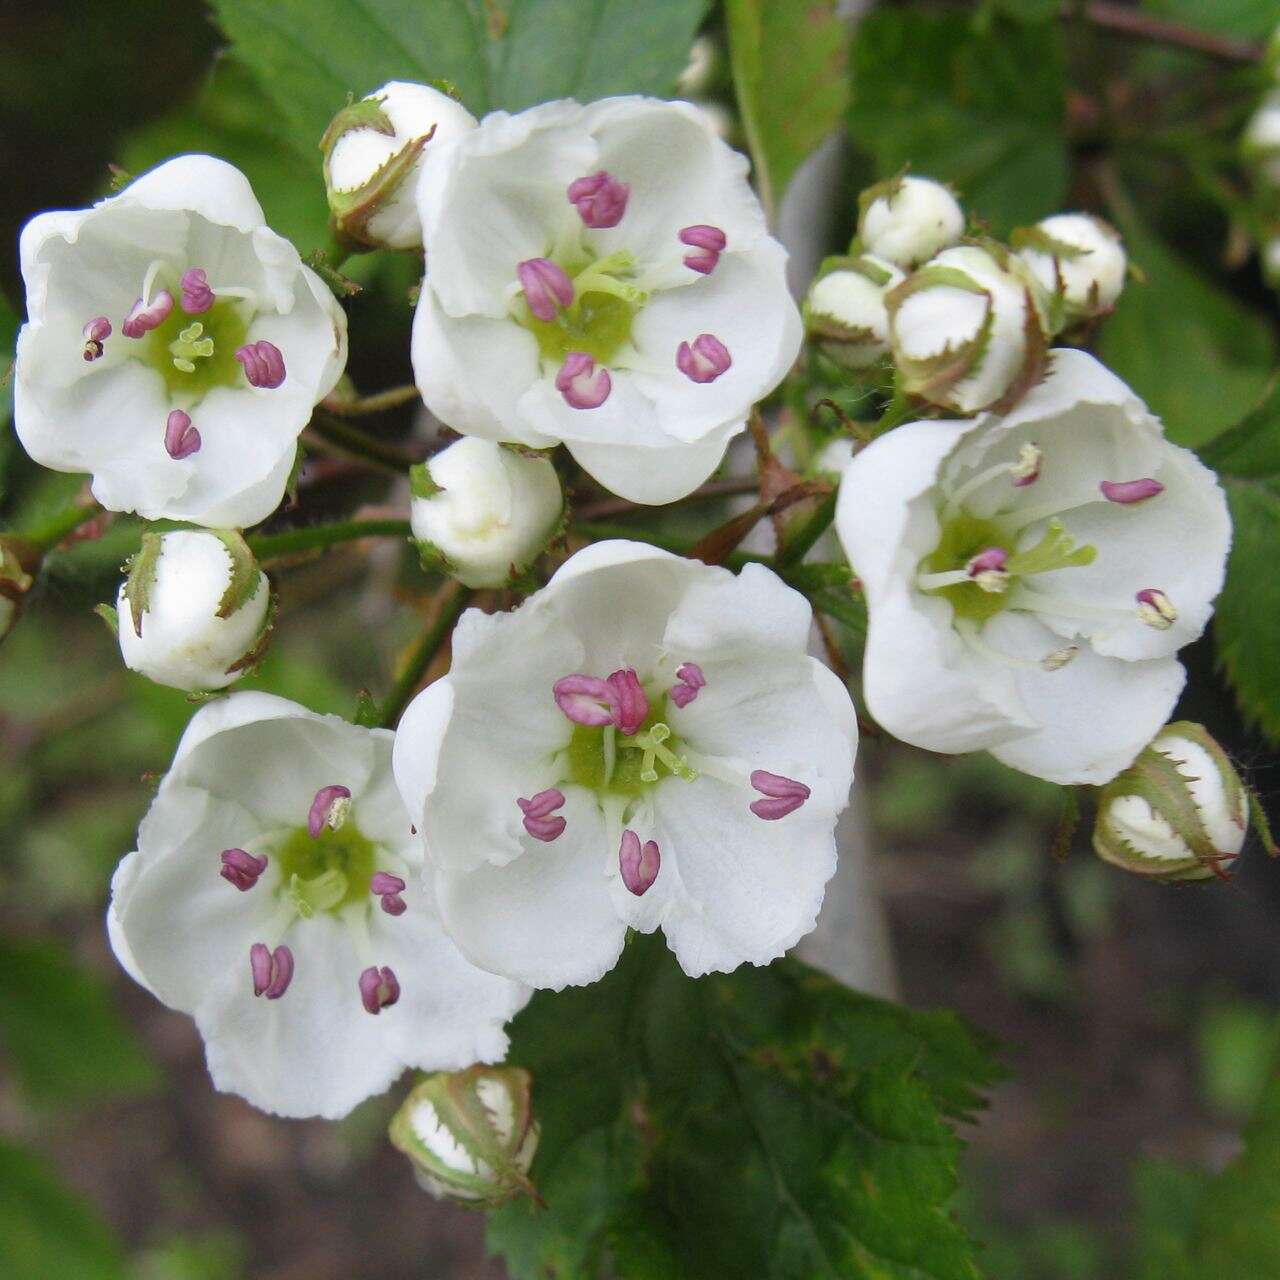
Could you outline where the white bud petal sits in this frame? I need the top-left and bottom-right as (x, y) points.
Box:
(116, 531), (269, 692)
(859, 176), (965, 269)
(805, 255), (904, 368)
(325, 81), (477, 250)
(1244, 90), (1280, 187)
(1017, 213), (1127, 318)
(410, 439), (563, 588)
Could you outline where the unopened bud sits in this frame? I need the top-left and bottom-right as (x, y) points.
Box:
(857, 175), (965, 269)
(389, 1065), (539, 1207)
(1093, 722), (1249, 882)
(1015, 213), (1127, 323)
(887, 243), (1050, 415)
(410, 439), (563, 588)
(115, 530), (272, 692)
(804, 254), (904, 370)
(322, 81), (477, 251)
(1243, 90), (1280, 187)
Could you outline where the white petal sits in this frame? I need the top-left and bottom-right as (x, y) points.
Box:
(106, 852), (154, 996)
(983, 610), (1186, 784)
(579, 97), (768, 266)
(411, 290), (553, 447)
(652, 775), (838, 977)
(565, 421), (739, 504)
(392, 676), (455, 831)
(121, 155), (267, 232)
(420, 101), (597, 318)
(434, 787), (627, 990)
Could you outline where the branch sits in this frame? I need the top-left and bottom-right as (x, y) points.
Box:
(379, 584), (472, 728)
(321, 385), (422, 417)
(306, 412), (421, 472)
(1077, 2), (1263, 64)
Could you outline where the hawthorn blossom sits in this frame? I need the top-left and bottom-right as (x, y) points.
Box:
(834, 349), (1230, 785)
(803, 254), (904, 369)
(115, 530), (271, 692)
(108, 694), (528, 1119)
(1016, 213), (1128, 322)
(392, 541), (857, 989)
(16, 156), (347, 529)
(409, 438), (563, 588)
(411, 97), (802, 505)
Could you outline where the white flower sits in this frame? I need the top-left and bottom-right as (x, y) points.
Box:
(410, 438), (563, 588)
(834, 349), (1231, 785)
(804, 254), (904, 369)
(116, 530), (270, 692)
(1244, 90), (1280, 186)
(392, 540), (857, 989)
(887, 243), (1050, 415)
(389, 1065), (538, 1205)
(1016, 213), (1127, 321)
(16, 156), (348, 529)
(857, 175), (965, 269)
(323, 81), (477, 251)
(107, 693), (529, 1119)
(411, 97), (802, 505)
(1093, 721), (1249, 882)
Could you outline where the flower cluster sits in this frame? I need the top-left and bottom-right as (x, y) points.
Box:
(804, 173), (1129, 414)
(8, 79), (1246, 1142)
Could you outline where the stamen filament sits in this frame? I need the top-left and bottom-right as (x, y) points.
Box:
(942, 459), (1024, 522)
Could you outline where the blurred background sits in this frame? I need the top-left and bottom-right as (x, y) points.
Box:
(2, 2), (1279, 1278)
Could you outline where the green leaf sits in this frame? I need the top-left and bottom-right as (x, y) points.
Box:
(0, 1139), (127, 1280)
(1141, 0), (1279, 40)
(1199, 375), (1280, 478)
(725, 0), (849, 220)
(487, 934), (997, 1279)
(0, 936), (158, 1107)
(119, 56), (330, 252)
(1098, 212), (1275, 449)
(1132, 1020), (1280, 1278)
(1213, 480), (1280, 743)
(211, 0), (709, 144)
(847, 10), (1067, 235)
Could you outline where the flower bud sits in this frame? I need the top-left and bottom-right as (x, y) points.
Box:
(322, 81), (477, 251)
(886, 243), (1050, 415)
(0, 539), (34, 644)
(115, 530), (272, 692)
(389, 1065), (539, 1207)
(857, 175), (965, 270)
(1093, 722), (1249, 882)
(1264, 235), (1280, 289)
(803, 254), (904, 370)
(410, 439), (563, 588)
(1015, 213), (1127, 323)
(1243, 90), (1280, 187)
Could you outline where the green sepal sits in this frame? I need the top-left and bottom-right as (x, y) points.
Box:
(122, 532), (162, 638)
(1247, 786), (1277, 858)
(319, 95), (396, 157)
(212, 530), (265, 620)
(415, 537), (452, 576)
(854, 166), (911, 230)
(285, 442), (305, 509)
(409, 461), (442, 501)
(1010, 224), (1090, 260)
(1051, 786), (1081, 862)
(353, 688), (380, 728)
(93, 603), (119, 637)
(224, 588), (277, 677)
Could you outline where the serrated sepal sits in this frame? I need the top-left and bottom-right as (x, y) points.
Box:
(1093, 721), (1249, 883)
(224, 587), (277, 676)
(122, 532), (163, 638)
(389, 1065), (539, 1208)
(212, 530), (265, 621)
(409, 460), (443, 501)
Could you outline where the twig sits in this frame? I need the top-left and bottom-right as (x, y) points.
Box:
(247, 518), (412, 565)
(1077, 2), (1263, 64)
(321, 385), (422, 417)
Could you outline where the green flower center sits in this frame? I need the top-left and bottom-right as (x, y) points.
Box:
(565, 698), (695, 797)
(521, 250), (644, 366)
(143, 295), (250, 398)
(274, 823), (378, 917)
(919, 512), (1097, 624)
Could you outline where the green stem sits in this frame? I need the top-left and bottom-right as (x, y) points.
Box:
(247, 518), (411, 564)
(22, 503), (101, 552)
(307, 413), (418, 472)
(380, 586), (472, 728)
(322, 385), (422, 418)
(776, 491), (838, 569)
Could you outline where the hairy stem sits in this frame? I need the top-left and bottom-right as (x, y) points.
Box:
(322, 385), (422, 418)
